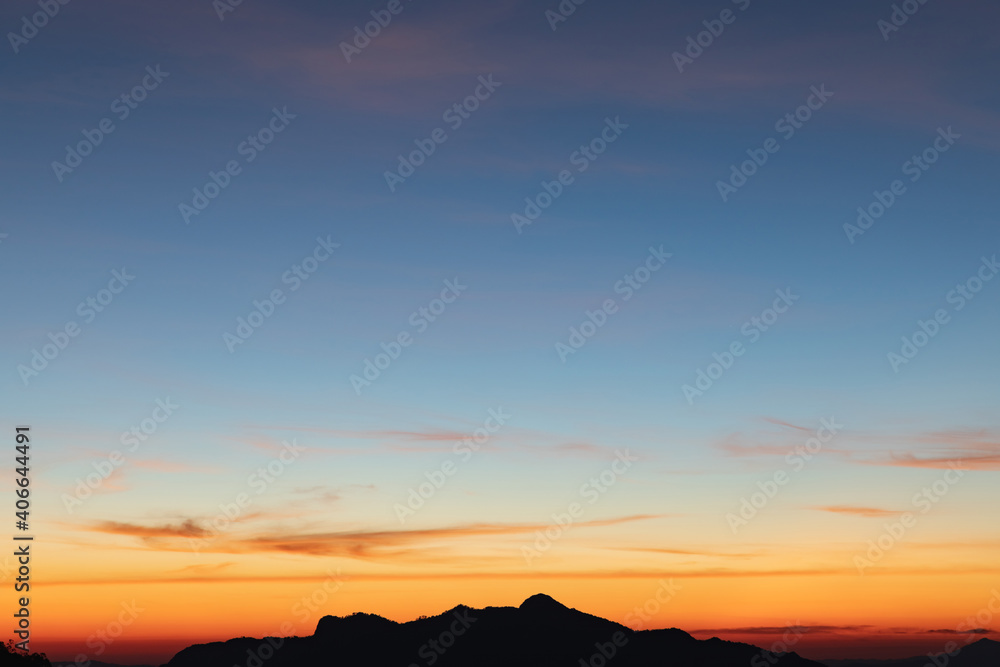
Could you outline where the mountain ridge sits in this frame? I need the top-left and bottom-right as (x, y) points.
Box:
(162, 594), (824, 667)
(820, 638), (1000, 667)
(142, 596), (1000, 667)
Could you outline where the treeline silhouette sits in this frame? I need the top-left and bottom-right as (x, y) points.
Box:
(0, 641), (49, 667)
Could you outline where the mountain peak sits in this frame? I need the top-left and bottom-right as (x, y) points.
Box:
(313, 611), (396, 637)
(965, 637), (1000, 652)
(519, 593), (569, 613)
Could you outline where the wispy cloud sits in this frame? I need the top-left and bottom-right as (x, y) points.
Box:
(240, 422), (622, 460)
(812, 506), (900, 518)
(874, 452), (991, 471)
(716, 421), (1000, 471)
(82, 515), (666, 559)
(692, 624), (861, 635)
(605, 546), (760, 559)
(171, 561), (237, 576)
(92, 519), (210, 539)
(45, 564), (1000, 589)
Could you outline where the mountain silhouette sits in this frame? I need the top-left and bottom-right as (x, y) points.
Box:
(824, 638), (1000, 667)
(163, 594), (826, 667)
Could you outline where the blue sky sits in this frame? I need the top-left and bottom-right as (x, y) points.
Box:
(1, 0), (998, 661)
(2, 0), (997, 499)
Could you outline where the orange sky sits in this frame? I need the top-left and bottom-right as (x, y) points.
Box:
(20, 512), (1000, 663)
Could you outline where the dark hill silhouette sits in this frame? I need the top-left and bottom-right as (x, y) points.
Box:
(164, 593), (825, 667)
(822, 638), (1000, 667)
(0, 641), (49, 667)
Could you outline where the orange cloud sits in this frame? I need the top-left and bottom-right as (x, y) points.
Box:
(80, 515), (667, 559)
(812, 506), (899, 518)
(92, 519), (209, 539)
(873, 454), (992, 471)
(606, 546), (760, 559)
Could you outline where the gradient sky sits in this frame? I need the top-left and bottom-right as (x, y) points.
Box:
(1, 0), (999, 663)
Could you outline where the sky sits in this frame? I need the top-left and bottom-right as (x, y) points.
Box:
(1, 0), (998, 663)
